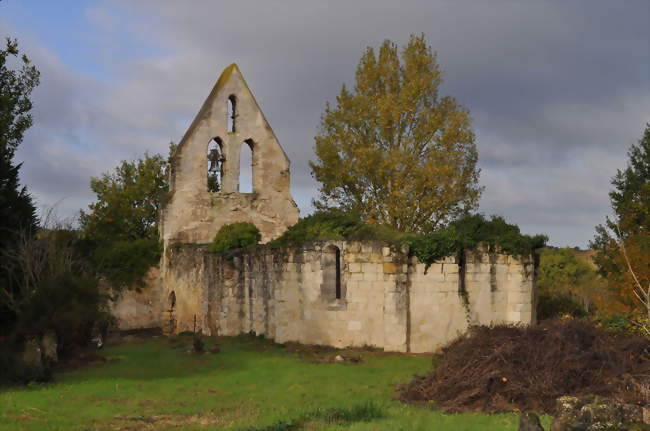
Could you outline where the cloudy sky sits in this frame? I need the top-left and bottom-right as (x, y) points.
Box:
(2, 0), (649, 248)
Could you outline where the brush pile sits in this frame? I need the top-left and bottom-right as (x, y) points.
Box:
(400, 319), (650, 413)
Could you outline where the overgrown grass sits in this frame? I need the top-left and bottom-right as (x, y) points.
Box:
(0, 336), (551, 430)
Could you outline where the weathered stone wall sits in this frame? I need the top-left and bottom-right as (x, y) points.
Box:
(108, 267), (164, 331)
(162, 241), (536, 353)
(408, 250), (535, 353)
(160, 64), (299, 247)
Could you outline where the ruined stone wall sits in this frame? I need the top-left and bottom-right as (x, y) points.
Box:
(407, 250), (535, 353)
(108, 267), (164, 331)
(160, 64), (299, 247)
(162, 241), (536, 353)
(161, 245), (208, 334)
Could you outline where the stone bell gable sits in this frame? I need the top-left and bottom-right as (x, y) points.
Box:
(161, 64), (300, 245)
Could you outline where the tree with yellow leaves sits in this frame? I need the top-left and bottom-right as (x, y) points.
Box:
(592, 125), (650, 323)
(310, 34), (482, 233)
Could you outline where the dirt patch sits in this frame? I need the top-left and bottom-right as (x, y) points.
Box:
(111, 413), (222, 430)
(281, 342), (380, 364)
(5, 407), (47, 422)
(53, 349), (107, 373)
(399, 319), (650, 413)
(116, 327), (163, 338)
(106, 328), (163, 346)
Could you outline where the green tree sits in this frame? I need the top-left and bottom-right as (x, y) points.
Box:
(79, 144), (175, 289)
(537, 248), (600, 314)
(0, 38), (39, 248)
(591, 124), (650, 318)
(310, 34), (482, 233)
(0, 38), (39, 331)
(80, 151), (170, 242)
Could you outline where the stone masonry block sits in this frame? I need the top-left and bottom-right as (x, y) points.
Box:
(444, 264), (459, 274)
(361, 263), (379, 273)
(347, 242), (361, 253)
(347, 321), (362, 331)
(350, 273), (363, 282)
(353, 253), (369, 263)
(363, 272), (378, 282)
(383, 262), (400, 274)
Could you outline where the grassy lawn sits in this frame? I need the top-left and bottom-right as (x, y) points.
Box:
(0, 335), (550, 430)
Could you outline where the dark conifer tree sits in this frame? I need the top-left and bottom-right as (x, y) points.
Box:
(0, 38), (40, 331)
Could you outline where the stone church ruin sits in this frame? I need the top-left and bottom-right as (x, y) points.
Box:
(116, 64), (537, 353)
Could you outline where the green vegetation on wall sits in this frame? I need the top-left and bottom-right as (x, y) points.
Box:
(209, 222), (261, 253)
(268, 210), (405, 248)
(265, 211), (546, 268)
(404, 214), (547, 267)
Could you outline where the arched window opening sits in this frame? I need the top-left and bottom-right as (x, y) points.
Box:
(207, 137), (224, 192)
(322, 245), (342, 300)
(168, 291), (176, 311)
(227, 95), (237, 133)
(239, 139), (253, 193)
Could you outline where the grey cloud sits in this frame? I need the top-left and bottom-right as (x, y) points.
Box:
(5, 0), (650, 248)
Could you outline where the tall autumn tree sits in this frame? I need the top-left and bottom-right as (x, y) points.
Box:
(310, 34), (482, 233)
(591, 124), (650, 318)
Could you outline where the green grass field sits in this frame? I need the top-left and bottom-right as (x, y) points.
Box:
(0, 335), (550, 430)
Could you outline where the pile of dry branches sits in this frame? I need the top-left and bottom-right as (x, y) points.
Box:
(400, 319), (650, 413)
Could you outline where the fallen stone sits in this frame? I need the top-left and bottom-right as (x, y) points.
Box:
(551, 395), (646, 431)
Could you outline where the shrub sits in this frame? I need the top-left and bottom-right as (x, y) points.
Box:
(1, 226), (113, 361)
(209, 222), (261, 253)
(593, 313), (650, 337)
(269, 210), (404, 248)
(0, 345), (50, 385)
(22, 271), (112, 354)
(93, 237), (162, 289)
(537, 290), (587, 320)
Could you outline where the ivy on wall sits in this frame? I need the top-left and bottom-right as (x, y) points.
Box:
(213, 211), (547, 268)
